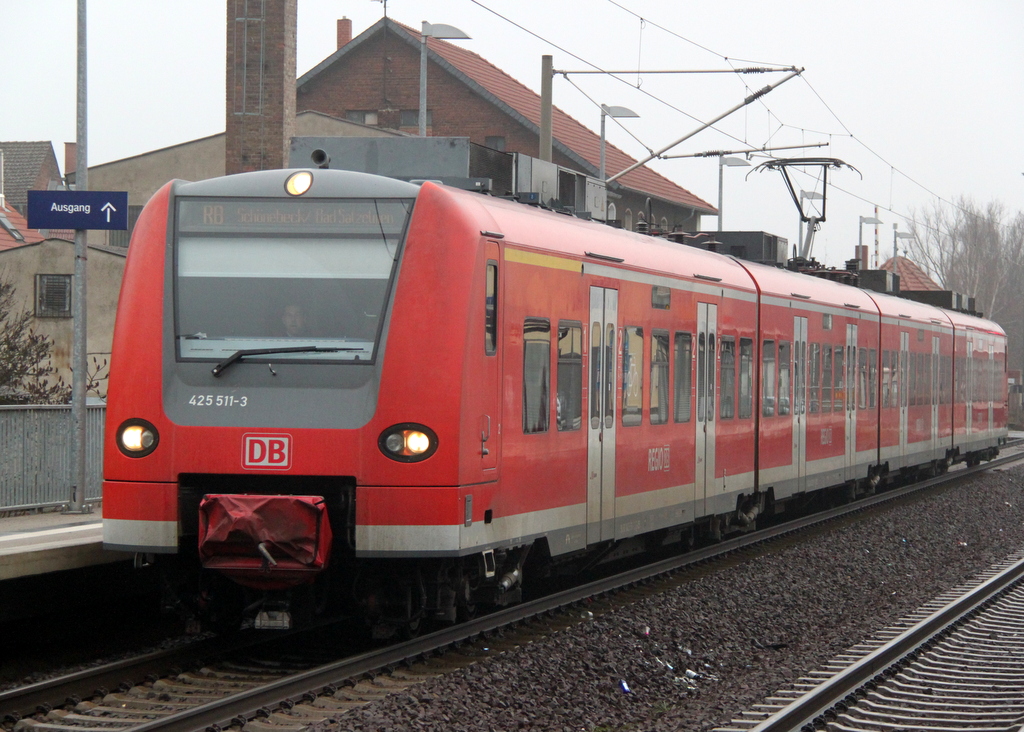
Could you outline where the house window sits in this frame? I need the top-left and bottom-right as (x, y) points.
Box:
(108, 204), (143, 248)
(400, 110), (430, 127)
(624, 209), (633, 231)
(36, 274), (72, 318)
(346, 110), (379, 125)
(484, 136), (506, 151)
(607, 203), (617, 223)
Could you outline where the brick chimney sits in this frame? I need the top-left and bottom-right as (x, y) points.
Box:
(337, 17), (352, 49)
(64, 142), (77, 184)
(225, 0), (297, 174)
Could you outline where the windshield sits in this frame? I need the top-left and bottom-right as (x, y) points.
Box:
(174, 197), (413, 364)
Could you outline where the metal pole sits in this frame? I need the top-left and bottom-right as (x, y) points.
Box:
(717, 156), (724, 234)
(69, 0), (89, 514)
(599, 109), (607, 181)
(539, 55), (553, 162)
(418, 22), (428, 137)
(892, 224), (899, 289)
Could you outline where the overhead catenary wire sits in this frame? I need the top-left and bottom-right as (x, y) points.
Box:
(469, 0), (1014, 235)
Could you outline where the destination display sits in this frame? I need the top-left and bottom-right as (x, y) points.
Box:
(177, 198), (411, 235)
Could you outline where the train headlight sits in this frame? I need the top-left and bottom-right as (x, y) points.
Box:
(284, 170), (313, 196)
(117, 419), (159, 458)
(379, 424), (438, 462)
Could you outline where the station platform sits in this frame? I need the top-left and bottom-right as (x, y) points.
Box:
(0, 507), (131, 582)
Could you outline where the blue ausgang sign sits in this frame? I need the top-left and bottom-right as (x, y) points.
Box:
(27, 190), (129, 231)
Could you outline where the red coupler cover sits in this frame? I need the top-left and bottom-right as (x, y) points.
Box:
(198, 495), (333, 590)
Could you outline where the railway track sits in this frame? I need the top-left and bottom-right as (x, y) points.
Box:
(712, 549), (1024, 732)
(3, 447), (1022, 732)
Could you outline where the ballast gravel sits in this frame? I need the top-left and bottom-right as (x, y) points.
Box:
(328, 462), (1024, 732)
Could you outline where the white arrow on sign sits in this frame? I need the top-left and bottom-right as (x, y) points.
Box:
(101, 202), (117, 223)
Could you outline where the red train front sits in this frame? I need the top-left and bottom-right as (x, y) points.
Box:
(103, 169), (514, 632)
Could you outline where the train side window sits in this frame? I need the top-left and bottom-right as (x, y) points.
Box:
(941, 354), (951, 405)
(522, 318), (550, 434)
(556, 321), (583, 431)
(822, 345), (833, 412)
(762, 339), (776, 417)
(869, 348), (877, 409)
(720, 337), (735, 419)
(833, 345), (844, 410)
(881, 351), (890, 408)
(739, 337), (753, 419)
(778, 341), (791, 416)
(809, 343), (821, 414)
(485, 262), (498, 355)
(708, 333), (716, 421)
(590, 321), (602, 426)
(847, 345), (857, 413)
(650, 330), (670, 424)
(622, 326), (644, 426)
(858, 347), (868, 410)
(674, 332), (693, 422)
(913, 350), (921, 407)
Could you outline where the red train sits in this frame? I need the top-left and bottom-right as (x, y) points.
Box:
(102, 168), (1007, 633)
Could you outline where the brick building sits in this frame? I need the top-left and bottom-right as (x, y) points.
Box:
(296, 17), (715, 232)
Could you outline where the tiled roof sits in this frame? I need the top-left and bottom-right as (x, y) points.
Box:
(879, 256), (943, 291)
(0, 203), (44, 250)
(299, 19), (716, 214)
(0, 141), (61, 211)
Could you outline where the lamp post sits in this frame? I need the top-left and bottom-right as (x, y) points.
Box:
(797, 190), (823, 256)
(717, 156), (750, 233)
(419, 21), (470, 137)
(893, 225), (915, 289)
(599, 104), (639, 181)
(858, 215), (882, 268)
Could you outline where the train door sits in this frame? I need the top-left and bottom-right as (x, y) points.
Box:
(695, 303), (717, 518)
(988, 344), (995, 436)
(931, 335), (940, 455)
(965, 337), (973, 440)
(482, 243), (501, 472)
(793, 316), (808, 493)
(900, 331), (910, 463)
(845, 324), (858, 478)
(587, 287), (617, 544)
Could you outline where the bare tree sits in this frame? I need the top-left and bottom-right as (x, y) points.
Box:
(0, 271), (72, 405)
(908, 197), (1024, 384)
(908, 198), (1020, 321)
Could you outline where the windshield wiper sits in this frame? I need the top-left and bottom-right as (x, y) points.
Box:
(211, 346), (360, 377)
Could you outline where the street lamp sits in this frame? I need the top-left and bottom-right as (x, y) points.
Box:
(599, 104), (639, 181)
(858, 215), (882, 268)
(893, 225), (915, 287)
(797, 190), (823, 255)
(419, 21), (471, 137)
(717, 156), (750, 233)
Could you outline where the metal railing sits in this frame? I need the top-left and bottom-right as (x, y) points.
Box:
(0, 405), (104, 511)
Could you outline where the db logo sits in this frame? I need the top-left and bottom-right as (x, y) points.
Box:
(242, 433), (292, 470)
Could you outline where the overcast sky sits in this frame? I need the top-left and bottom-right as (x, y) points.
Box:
(2, 0), (1021, 266)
